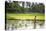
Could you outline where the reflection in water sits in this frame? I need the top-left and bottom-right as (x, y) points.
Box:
(6, 19), (44, 31)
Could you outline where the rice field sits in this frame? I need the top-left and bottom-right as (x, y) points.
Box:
(6, 13), (45, 20)
(5, 13), (45, 31)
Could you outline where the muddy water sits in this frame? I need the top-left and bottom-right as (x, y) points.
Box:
(6, 20), (44, 31)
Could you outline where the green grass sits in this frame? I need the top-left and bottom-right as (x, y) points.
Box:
(6, 13), (45, 20)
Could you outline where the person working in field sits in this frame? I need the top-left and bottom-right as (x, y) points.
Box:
(34, 16), (36, 29)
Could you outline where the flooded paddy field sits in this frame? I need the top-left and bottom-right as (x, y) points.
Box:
(5, 13), (45, 31)
(5, 19), (44, 31)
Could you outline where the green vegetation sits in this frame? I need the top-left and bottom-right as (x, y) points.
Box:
(5, 1), (44, 13)
(6, 13), (45, 20)
(5, 1), (45, 21)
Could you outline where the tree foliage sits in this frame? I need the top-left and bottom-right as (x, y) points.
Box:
(5, 1), (44, 13)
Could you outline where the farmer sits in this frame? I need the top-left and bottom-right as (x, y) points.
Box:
(34, 16), (36, 29)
